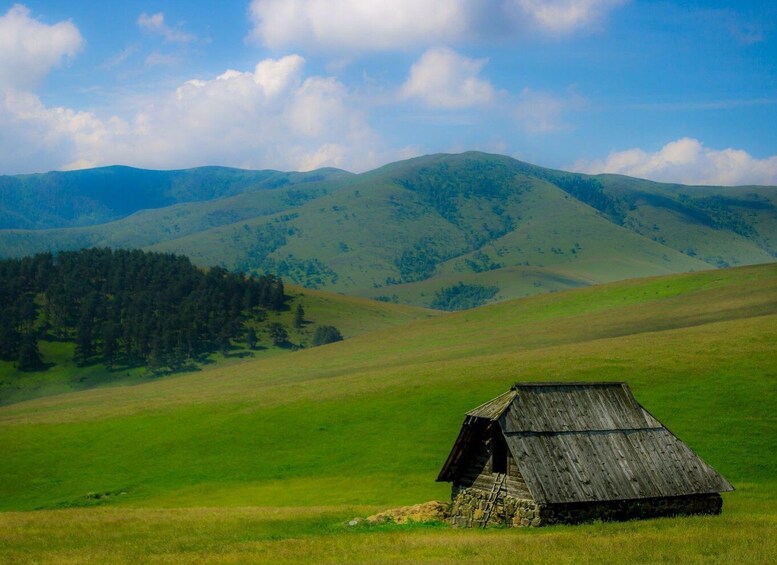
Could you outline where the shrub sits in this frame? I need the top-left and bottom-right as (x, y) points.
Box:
(312, 325), (343, 346)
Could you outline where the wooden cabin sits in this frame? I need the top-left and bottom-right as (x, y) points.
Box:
(437, 382), (733, 527)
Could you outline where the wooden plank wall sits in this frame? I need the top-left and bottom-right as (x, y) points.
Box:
(453, 422), (533, 500)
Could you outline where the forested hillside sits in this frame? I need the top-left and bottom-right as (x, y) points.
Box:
(0, 248), (440, 405)
(1, 152), (774, 308)
(0, 249), (286, 374)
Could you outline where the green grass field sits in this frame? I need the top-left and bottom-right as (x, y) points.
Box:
(0, 264), (775, 562)
(0, 284), (439, 406)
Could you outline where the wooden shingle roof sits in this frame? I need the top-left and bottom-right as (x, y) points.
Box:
(467, 389), (517, 419)
(501, 382), (659, 432)
(439, 382), (733, 504)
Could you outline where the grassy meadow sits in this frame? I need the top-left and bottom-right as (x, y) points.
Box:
(0, 284), (439, 406)
(0, 264), (775, 562)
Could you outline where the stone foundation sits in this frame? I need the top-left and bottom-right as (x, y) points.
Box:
(449, 486), (541, 528)
(449, 487), (723, 528)
(541, 493), (723, 525)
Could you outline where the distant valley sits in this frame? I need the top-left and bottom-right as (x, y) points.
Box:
(1, 152), (774, 308)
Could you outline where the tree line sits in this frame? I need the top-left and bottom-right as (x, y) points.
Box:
(0, 248), (286, 371)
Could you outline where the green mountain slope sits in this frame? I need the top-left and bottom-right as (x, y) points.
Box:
(0, 152), (774, 307)
(0, 178), (341, 257)
(0, 165), (351, 229)
(598, 175), (777, 267)
(147, 152), (744, 304)
(0, 264), (774, 514)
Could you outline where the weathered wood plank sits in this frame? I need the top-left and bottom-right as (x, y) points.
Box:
(506, 428), (733, 504)
(441, 383), (732, 507)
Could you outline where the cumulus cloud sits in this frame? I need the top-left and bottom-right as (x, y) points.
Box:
(0, 88), (127, 173)
(0, 4), (83, 90)
(248, 0), (469, 50)
(247, 0), (625, 50)
(0, 55), (380, 174)
(514, 88), (585, 132)
(137, 12), (196, 44)
(401, 48), (494, 109)
(254, 54), (305, 98)
(509, 0), (628, 34)
(576, 137), (777, 186)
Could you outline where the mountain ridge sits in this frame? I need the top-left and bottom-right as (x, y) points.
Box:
(1, 151), (774, 307)
(0, 164), (351, 230)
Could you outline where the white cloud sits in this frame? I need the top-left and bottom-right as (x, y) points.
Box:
(248, 0), (469, 50)
(0, 4), (83, 91)
(576, 137), (777, 186)
(401, 48), (494, 109)
(135, 56), (377, 171)
(0, 89), (128, 173)
(254, 54), (305, 98)
(0, 55), (380, 174)
(247, 0), (625, 50)
(509, 0), (627, 34)
(137, 12), (196, 44)
(514, 88), (585, 132)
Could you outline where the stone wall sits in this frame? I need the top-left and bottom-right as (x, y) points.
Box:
(449, 486), (540, 527)
(449, 486), (723, 528)
(541, 493), (723, 525)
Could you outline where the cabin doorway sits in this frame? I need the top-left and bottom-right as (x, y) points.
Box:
(492, 426), (507, 474)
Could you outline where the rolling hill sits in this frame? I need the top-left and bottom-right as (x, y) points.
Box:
(0, 264), (775, 562)
(0, 165), (351, 230)
(1, 152), (774, 308)
(0, 279), (440, 407)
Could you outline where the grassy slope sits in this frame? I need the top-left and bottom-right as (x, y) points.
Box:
(0, 266), (777, 548)
(150, 153), (776, 307)
(1, 153), (774, 310)
(0, 152), (777, 306)
(0, 503), (774, 564)
(0, 264), (775, 562)
(151, 164), (711, 305)
(599, 175), (777, 267)
(0, 266), (777, 509)
(375, 181), (710, 304)
(0, 285), (439, 407)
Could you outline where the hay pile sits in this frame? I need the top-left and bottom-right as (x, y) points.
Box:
(352, 501), (450, 525)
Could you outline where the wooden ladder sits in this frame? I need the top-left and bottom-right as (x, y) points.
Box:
(479, 473), (506, 528)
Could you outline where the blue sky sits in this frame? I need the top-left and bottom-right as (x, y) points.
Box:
(0, 1), (775, 184)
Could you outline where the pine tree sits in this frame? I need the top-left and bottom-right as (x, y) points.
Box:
(147, 335), (164, 373)
(0, 318), (21, 361)
(17, 333), (43, 371)
(0, 248), (291, 373)
(101, 321), (119, 368)
(245, 327), (258, 350)
(293, 303), (305, 329)
(74, 317), (95, 364)
(268, 322), (288, 347)
(219, 331), (231, 356)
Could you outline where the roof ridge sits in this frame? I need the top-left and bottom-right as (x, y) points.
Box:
(466, 389), (517, 419)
